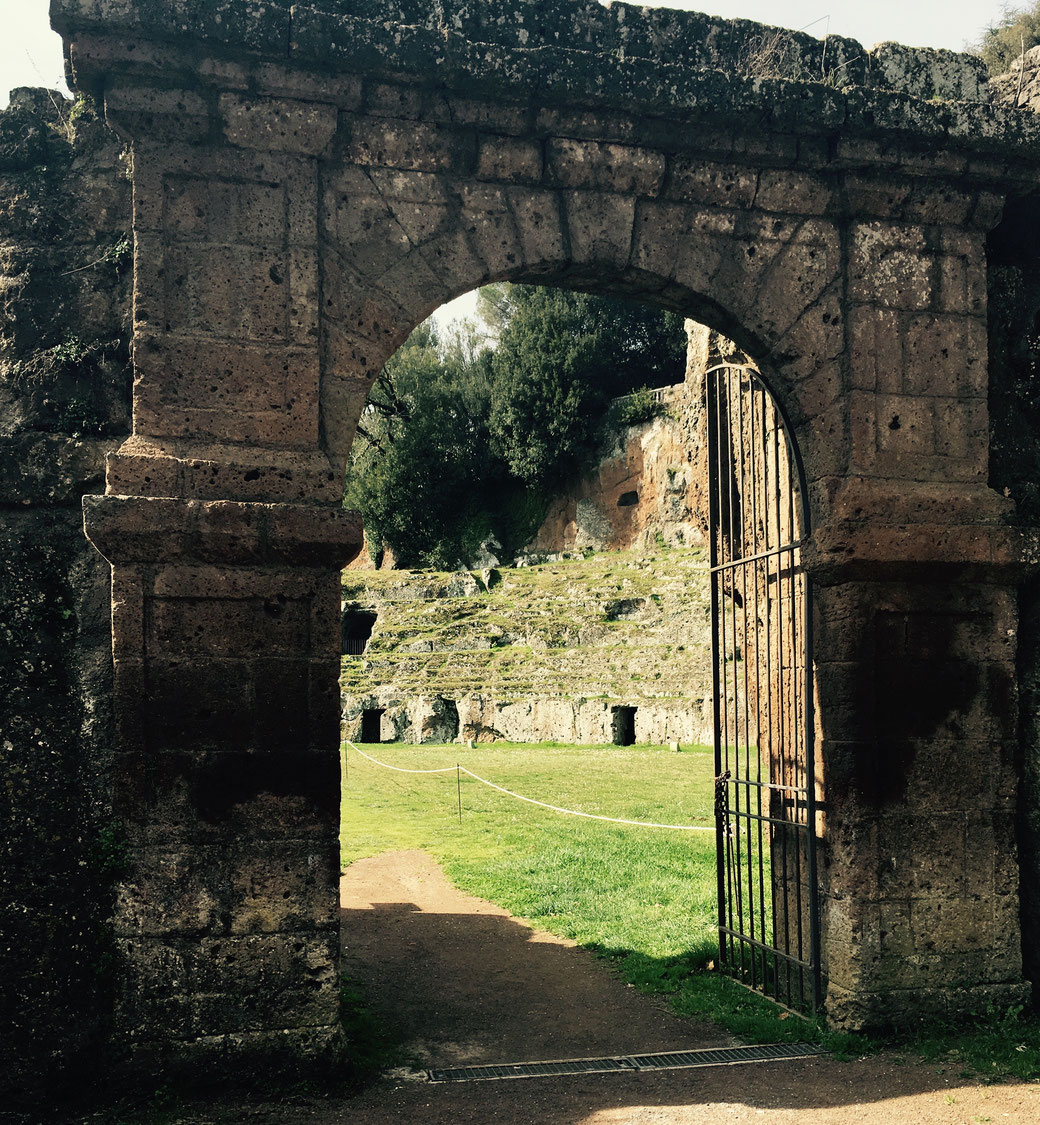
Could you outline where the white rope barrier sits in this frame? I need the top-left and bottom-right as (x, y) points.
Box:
(344, 741), (715, 833)
(348, 743), (458, 774)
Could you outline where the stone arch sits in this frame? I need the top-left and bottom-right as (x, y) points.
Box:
(45, 0), (1038, 1084)
(320, 205), (841, 516)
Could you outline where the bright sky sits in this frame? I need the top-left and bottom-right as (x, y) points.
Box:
(1, 0), (1016, 325)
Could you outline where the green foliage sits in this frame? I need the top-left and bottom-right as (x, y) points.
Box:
(344, 322), (514, 568)
(903, 1002), (1040, 1082)
(973, 2), (1040, 74)
(611, 385), (664, 427)
(345, 285), (686, 566)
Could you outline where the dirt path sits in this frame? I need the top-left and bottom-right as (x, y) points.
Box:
(162, 850), (1040, 1124)
(339, 849), (726, 1067)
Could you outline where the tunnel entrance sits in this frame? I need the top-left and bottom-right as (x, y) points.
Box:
(342, 610), (377, 655)
(611, 706), (637, 747)
(360, 708), (385, 743)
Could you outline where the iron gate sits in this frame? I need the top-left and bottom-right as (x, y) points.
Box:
(706, 362), (821, 1012)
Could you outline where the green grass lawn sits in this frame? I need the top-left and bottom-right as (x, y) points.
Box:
(340, 740), (1040, 1078)
(340, 739), (831, 1049)
(342, 740), (719, 966)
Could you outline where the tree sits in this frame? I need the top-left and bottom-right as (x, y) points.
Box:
(344, 285), (687, 567)
(344, 322), (506, 568)
(488, 286), (685, 488)
(974, 3), (1040, 75)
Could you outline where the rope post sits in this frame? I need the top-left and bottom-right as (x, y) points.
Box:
(457, 764), (463, 824)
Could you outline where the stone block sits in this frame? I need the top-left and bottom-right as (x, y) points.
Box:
(115, 839), (339, 938)
(910, 896), (993, 954)
(363, 81), (425, 120)
(198, 57), (251, 90)
(416, 228), (490, 296)
(849, 221), (933, 310)
(752, 226), (842, 345)
(289, 249), (320, 343)
(663, 158), (756, 210)
(785, 353), (843, 421)
(111, 570), (146, 661)
(669, 207), (737, 297)
(162, 243), (290, 342)
(938, 229), (987, 317)
(163, 175), (287, 248)
(878, 900), (914, 959)
(105, 439), (343, 505)
(367, 167), (456, 244)
(562, 191), (636, 276)
(458, 182), (525, 277)
(252, 64), (361, 107)
(753, 169), (833, 216)
(221, 95), (338, 155)
(878, 811), (965, 897)
(327, 190), (413, 277)
(105, 85), (211, 144)
(145, 593), (312, 660)
(144, 658), (256, 752)
(134, 337), (320, 448)
(114, 747), (340, 844)
(346, 116), (475, 174)
(506, 186), (569, 274)
(546, 138), (664, 196)
(933, 397), (987, 464)
(628, 199), (688, 285)
(326, 290), (412, 352)
(116, 930), (339, 1036)
(874, 393), (936, 457)
(477, 135), (542, 183)
(901, 314), (984, 397)
(814, 664), (880, 751)
(435, 96), (528, 134)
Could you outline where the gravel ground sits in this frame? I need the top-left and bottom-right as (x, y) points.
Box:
(152, 851), (1040, 1125)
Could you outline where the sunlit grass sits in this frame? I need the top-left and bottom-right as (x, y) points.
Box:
(341, 740), (718, 962)
(339, 740), (1040, 1075)
(339, 740), (826, 1045)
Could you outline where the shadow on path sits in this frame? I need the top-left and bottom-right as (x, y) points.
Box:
(158, 849), (1040, 1123)
(339, 849), (726, 1067)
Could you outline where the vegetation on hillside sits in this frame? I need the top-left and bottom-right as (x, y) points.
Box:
(343, 286), (685, 569)
(973, 2), (1040, 74)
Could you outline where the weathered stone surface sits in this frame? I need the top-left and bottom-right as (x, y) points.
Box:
(4, 0), (1039, 1098)
(0, 93), (132, 1112)
(340, 548), (715, 749)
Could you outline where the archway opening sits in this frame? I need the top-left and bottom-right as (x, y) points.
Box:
(336, 278), (820, 1064)
(611, 705), (637, 746)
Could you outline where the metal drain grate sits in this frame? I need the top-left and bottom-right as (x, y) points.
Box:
(427, 1042), (827, 1083)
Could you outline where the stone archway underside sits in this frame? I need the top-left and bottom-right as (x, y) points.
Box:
(50, 0), (1040, 1076)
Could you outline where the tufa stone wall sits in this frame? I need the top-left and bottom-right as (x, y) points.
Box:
(340, 549), (715, 748)
(525, 320), (713, 555)
(0, 89), (132, 1112)
(25, 0), (1040, 1083)
(987, 70), (1040, 997)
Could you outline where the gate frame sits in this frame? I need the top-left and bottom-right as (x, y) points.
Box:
(706, 361), (821, 1012)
